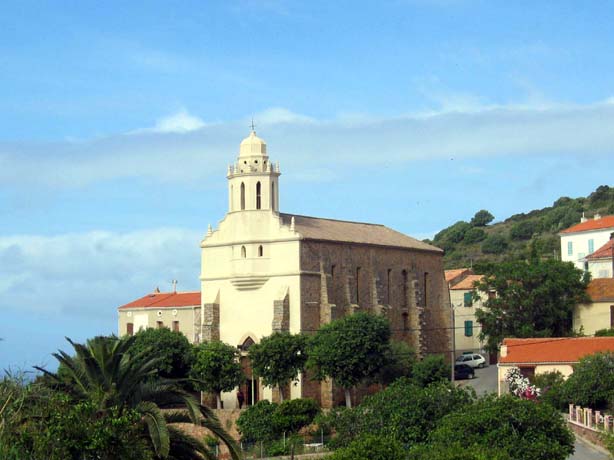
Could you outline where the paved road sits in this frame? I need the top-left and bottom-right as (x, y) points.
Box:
(455, 364), (498, 395)
(570, 437), (610, 460)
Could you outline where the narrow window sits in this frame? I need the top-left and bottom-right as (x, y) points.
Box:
(401, 270), (408, 308)
(402, 312), (409, 331)
(258, 245), (263, 257)
(241, 246), (246, 258)
(463, 292), (473, 307)
(423, 272), (429, 307)
(157, 321), (164, 329)
(464, 320), (473, 337)
(240, 182), (246, 210)
(610, 305), (614, 328)
(387, 269), (392, 304)
(230, 185), (234, 211)
(172, 321), (179, 332)
(271, 182), (276, 210)
(355, 267), (361, 304)
(256, 182), (261, 209)
(588, 239), (594, 253)
(126, 322), (134, 336)
(567, 241), (573, 256)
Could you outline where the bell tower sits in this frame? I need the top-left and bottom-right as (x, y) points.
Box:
(227, 129), (281, 213)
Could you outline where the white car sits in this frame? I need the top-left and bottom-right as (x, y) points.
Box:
(455, 353), (487, 368)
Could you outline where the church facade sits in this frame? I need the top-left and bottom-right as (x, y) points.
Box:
(119, 130), (452, 408)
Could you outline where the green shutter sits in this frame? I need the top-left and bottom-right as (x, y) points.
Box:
(464, 321), (473, 337)
(463, 292), (473, 307)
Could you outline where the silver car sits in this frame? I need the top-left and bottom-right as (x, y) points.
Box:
(455, 353), (487, 368)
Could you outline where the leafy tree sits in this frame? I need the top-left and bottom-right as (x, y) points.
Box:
(249, 332), (308, 401)
(236, 400), (280, 442)
(408, 443), (510, 460)
(328, 434), (405, 460)
(321, 379), (474, 448)
(273, 398), (319, 435)
(375, 340), (416, 385)
(130, 327), (195, 380)
(410, 354), (450, 387)
(191, 341), (244, 409)
(563, 352), (614, 410)
(36, 336), (241, 460)
(510, 220), (538, 240)
(463, 227), (487, 244)
(307, 312), (391, 407)
(481, 233), (508, 254)
(470, 210), (495, 227)
(474, 259), (589, 352)
(427, 395), (574, 460)
(533, 370), (568, 411)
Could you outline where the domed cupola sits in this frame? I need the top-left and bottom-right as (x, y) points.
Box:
(239, 130), (267, 157)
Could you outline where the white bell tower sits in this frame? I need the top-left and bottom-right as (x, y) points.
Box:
(227, 128), (281, 213)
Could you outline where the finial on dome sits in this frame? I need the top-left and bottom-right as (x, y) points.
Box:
(290, 216), (295, 231)
(250, 117), (256, 134)
(207, 224), (213, 236)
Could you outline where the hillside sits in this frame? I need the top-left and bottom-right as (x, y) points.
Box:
(427, 185), (614, 269)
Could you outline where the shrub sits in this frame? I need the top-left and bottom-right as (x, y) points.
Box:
(481, 234), (508, 254)
(328, 434), (405, 460)
(564, 352), (614, 410)
(236, 400), (280, 442)
(470, 210), (495, 227)
(408, 442), (510, 460)
(463, 227), (487, 244)
(273, 398), (320, 434)
(533, 371), (568, 411)
(510, 221), (538, 240)
(595, 328), (614, 337)
(411, 354), (450, 387)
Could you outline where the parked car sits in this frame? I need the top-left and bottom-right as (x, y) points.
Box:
(455, 353), (487, 368)
(454, 363), (475, 380)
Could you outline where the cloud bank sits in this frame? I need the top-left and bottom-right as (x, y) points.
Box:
(2, 101), (614, 189)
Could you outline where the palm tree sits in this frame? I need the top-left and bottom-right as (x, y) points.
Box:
(36, 335), (240, 460)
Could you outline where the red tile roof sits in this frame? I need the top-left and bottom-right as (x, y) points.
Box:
(587, 278), (614, 302)
(587, 239), (614, 260)
(450, 274), (484, 290)
(500, 337), (614, 364)
(445, 268), (472, 284)
(118, 291), (201, 310)
(560, 216), (614, 234)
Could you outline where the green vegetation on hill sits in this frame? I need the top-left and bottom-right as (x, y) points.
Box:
(428, 185), (614, 269)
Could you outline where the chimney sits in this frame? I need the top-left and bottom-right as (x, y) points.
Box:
(580, 212), (588, 223)
(500, 343), (508, 358)
(595, 213), (602, 221)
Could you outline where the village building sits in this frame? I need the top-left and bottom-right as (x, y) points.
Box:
(585, 238), (614, 280)
(560, 214), (614, 271)
(118, 130), (452, 408)
(573, 278), (614, 336)
(497, 337), (614, 395)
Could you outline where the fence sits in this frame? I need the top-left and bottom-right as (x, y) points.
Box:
(568, 403), (614, 433)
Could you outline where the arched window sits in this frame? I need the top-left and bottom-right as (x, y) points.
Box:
(256, 182), (261, 209)
(241, 246), (246, 258)
(387, 269), (392, 304)
(258, 245), (263, 257)
(240, 182), (246, 210)
(355, 267), (361, 304)
(271, 182), (276, 210)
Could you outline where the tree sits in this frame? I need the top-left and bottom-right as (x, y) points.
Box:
(129, 328), (195, 380)
(474, 259), (589, 352)
(249, 332), (308, 401)
(328, 435), (405, 460)
(410, 354), (450, 387)
(408, 443), (510, 460)
(563, 352), (614, 410)
(375, 340), (416, 385)
(306, 312), (391, 407)
(510, 220), (538, 240)
(191, 341), (243, 409)
(481, 233), (508, 254)
(470, 210), (495, 227)
(427, 395), (574, 460)
(236, 400), (280, 443)
(36, 336), (241, 460)
(463, 227), (487, 244)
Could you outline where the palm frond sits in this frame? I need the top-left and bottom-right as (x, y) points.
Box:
(139, 401), (170, 458)
(167, 425), (217, 460)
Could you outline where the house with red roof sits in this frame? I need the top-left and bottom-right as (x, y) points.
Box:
(498, 337), (614, 395)
(118, 290), (201, 342)
(573, 278), (614, 336)
(586, 238), (614, 279)
(560, 213), (614, 272)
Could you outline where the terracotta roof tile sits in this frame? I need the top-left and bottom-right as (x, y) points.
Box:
(450, 274), (483, 290)
(118, 291), (201, 310)
(445, 268), (472, 283)
(560, 216), (614, 234)
(587, 239), (614, 260)
(280, 213), (442, 252)
(500, 337), (614, 364)
(587, 278), (614, 302)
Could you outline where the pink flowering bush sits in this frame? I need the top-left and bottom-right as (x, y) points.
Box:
(505, 367), (541, 400)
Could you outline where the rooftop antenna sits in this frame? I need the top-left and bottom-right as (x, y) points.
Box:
(171, 279), (178, 293)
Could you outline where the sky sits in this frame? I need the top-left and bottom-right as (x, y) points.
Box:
(1, 0), (614, 371)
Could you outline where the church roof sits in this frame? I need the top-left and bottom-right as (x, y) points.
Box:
(118, 291), (201, 310)
(279, 213), (442, 252)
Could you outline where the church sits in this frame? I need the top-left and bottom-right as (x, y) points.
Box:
(118, 129), (452, 408)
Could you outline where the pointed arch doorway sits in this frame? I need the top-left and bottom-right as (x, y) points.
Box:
(239, 336), (259, 406)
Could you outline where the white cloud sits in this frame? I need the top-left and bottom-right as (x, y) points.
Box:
(0, 228), (202, 316)
(2, 101), (614, 189)
(152, 110), (206, 133)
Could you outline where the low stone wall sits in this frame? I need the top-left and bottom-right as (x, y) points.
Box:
(567, 420), (606, 449)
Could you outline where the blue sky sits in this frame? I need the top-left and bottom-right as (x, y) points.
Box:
(1, 0), (614, 370)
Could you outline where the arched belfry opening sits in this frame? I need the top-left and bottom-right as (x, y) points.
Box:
(271, 182), (276, 211)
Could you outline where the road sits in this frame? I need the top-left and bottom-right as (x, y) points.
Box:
(454, 365), (611, 459)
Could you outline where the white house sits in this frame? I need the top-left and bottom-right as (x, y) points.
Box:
(586, 239), (614, 279)
(559, 214), (614, 271)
